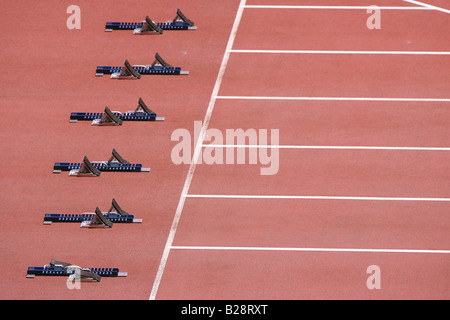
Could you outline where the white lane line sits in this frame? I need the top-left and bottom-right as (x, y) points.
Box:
(229, 49), (450, 55)
(201, 144), (450, 151)
(171, 245), (450, 254)
(244, 5), (433, 10)
(403, 0), (450, 14)
(148, 0), (248, 300)
(216, 96), (450, 102)
(186, 194), (450, 202)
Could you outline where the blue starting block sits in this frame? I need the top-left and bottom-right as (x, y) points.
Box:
(53, 161), (146, 173)
(70, 111), (160, 122)
(96, 64), (185, 76)
(53, 149), (150, 176)
(69, 98), (165, 125)
(43, 199), (143, 227)
(26, 259), (127, 281)
(96, 54), (189, 79)
(44, 213), (136, 223)
(105, 9), (196, 33)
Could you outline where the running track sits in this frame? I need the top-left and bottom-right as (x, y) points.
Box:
(0, 0), (449, 300)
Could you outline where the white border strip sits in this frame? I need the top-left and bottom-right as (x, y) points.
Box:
(244, 5), (433, 10)
(216, 96), (450, 102)
(171, 245), (450, 254)
(148, 0), (247, 300)
(403, 0), (450, 14)
(186, 194), (450, 202)
(201, 144), (450, 151)
(229, 49), (450, 55)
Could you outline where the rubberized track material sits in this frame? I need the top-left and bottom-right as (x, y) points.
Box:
(2, 0), (449, 300)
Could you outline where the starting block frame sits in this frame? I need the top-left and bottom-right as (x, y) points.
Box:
(43, 199), (143, 227)
(26, 259), (127, 281)
(53, 149), (150, 176)
(96, 53), (189, 78)
(105, 9), (196, 33)
(70, 98), (165, 125)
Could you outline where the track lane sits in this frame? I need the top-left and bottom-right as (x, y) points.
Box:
(155, 249), (449, 299)
(235, 5), (450, 51)
(172, 198), (449, 250)
(208, 99), (450, 147)
(219, 53), (450, 98)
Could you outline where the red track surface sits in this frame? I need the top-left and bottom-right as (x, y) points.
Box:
(1, 0), (449, 300)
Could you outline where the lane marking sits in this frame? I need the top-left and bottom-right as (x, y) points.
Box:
(403, 0), (450, 14)
(171, 245), (450, 254)
(244, 5), (433, 10)
(216, 96), (450, 102)
(186, 194), (450, 202)
(229, 49), (450, 55)
(149, 0), (247, 300)
(201, 144), (450, 151)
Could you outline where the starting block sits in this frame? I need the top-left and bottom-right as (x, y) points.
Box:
(26, 259), (127, 281)
(69, 97), (165, 125)
(43, 198), (143, 227)
(96, 53), (189, 78)
(105, 9), (196, 33)
(53, 149), (150, 176)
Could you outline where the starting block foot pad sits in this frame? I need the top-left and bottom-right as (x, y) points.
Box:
(105, 9), (196, 32)
(90, 107), (123, 126)
(67, 156), (102, 177)
(111, 59), (142, 79)
(133, 16), (164, 35)
(80, 207), (113, 228)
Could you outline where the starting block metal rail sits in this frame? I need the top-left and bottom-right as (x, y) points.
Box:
(44, 198), (143, 227)
(95, 64), (186, 76)
(96, 54), (189, 78)
(53, 149), (150, 176)
(26, 259), (127, 281)
(70, 98), (165, 125)
(105, 9), (196, 33)
(44, 212), (137, 224)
